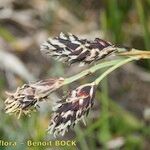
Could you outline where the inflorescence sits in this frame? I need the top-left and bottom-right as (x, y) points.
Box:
(5, 32), (144, 137)
(48, 83), (96, 136)
(5, 78), (64, 118)
(40, 32), (117, 66)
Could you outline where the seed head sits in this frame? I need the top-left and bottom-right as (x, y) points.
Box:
(5, 77), (64, 118)
(40, 32), (116, 66)
(48, 83), (96, 137)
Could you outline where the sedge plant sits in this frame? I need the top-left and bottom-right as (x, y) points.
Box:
(4, 32), (150, 137)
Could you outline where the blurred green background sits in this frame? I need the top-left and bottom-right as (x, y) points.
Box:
(0, 0), (150, 150)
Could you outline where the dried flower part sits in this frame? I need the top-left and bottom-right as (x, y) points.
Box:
(40, 32), (117, 66)
(5, 77), (64, 118)
(48, 83), (96, 137)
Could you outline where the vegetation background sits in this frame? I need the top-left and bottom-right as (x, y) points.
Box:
(0, 0), (149, 149)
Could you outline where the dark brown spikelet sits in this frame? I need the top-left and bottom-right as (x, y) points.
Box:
(5, 77), (64, 118)
(48, 83), (96, 137)
(40, 32), (117, 66)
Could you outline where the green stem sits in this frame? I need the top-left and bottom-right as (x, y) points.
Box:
(63, 59), (124, 85)
(116, 48), (150, 58)
(94, 56), (139, 85)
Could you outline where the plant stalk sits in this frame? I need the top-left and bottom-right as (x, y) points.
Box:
(63, 59), (123, 85)
(117, 48), (150, 59)
(94, 56), (140, 85)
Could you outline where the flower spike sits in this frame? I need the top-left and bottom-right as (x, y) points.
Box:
(5, 77), (64, 118)
(40, 32), (117, 66)
(48, 83), (96, 137)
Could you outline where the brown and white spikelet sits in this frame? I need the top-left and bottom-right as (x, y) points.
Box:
(40, 32), (117, 66)
(48, 83), (96, 137)
(5, 78), (64, 118)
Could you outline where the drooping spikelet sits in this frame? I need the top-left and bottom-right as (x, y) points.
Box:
(48, 83), (96, 137)
(5, 77), (64, 118)
(40, 32), (117, 66)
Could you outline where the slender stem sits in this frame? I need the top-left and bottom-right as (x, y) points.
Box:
(63, 59), (124, 85)
(116, 48), (150, 59)
(94, 56), (140, 85)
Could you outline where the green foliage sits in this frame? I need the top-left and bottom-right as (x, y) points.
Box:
(0, 25), (16, 42)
